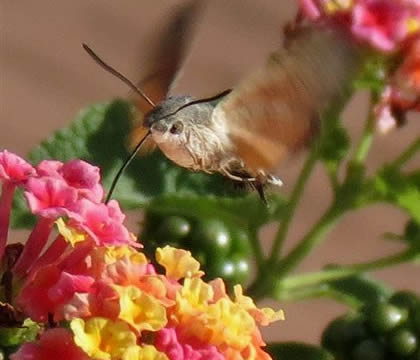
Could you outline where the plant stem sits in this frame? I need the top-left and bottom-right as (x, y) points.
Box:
(274, 284), (362, 308)
(269, 147), (319, 263)
(280, 249), (418, 290)
(249, 227), (264, 268)
(391, 138), (420, 170)
(351, 92), (378, 165)
(352, 114), (375, 165)
(276, 204), (341, 277)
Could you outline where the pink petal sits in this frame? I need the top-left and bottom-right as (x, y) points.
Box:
(29, 235), (69, 276)
(352, 0), (411, 51)
(106, 199), (126, 222)
(48, 272), (94, 302)
(156, 328), (224, 360)
(0, 150), (36, 183)
(10, 328), (89, 360)
(24, 177), (79, 218)
(13, 217), (55, 277)
(299, 0), (322, 20)
(69, 199), (136, 247)
(36, 160), (64, 178)
(0, 182), (16, 260)
(61, 160), (104, 202)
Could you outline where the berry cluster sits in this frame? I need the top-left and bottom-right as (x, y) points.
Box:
(322, 290), (420, 359)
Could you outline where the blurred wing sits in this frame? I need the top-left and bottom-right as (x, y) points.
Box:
(129, 1), (204, 153)
(216, 25), (361, 172)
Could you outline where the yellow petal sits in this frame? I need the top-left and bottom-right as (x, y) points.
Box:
(104, 246), (147, 265)
(71, 317), (137, 359)
(233, 285), (284, 325)
(122, 345), (169, 360)
(55, 218), (86, 246)
(156, 246), (203, 280)
(114, 285), (167, 333)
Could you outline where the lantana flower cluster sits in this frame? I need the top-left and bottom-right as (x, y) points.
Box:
(0, 150), (283, 360)
(298, 0), (420, 132)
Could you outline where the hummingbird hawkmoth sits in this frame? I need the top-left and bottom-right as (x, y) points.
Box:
(83, 1), (362, 203)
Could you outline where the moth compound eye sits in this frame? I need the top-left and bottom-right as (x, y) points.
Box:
(170, 121), (184, 135)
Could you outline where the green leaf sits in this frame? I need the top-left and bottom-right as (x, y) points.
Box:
(319, 121), (350, 167)
(375, 167), (420, 224)
(266, 342), (334, 360)
(12, 100), (242, 227)
(0, 319), (40, 347)
(353, 54), (391, 93)
(325, 268), (392, 306)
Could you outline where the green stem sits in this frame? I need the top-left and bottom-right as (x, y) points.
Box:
(249, 227), (264, 268)
(352, 114), (375, 165)
(269, 147), (319, 263)
(276, 204), (342, 277)
(274, 284), (362, 308)
(391, 138), (420, 170)
(280, 249), (418, 290)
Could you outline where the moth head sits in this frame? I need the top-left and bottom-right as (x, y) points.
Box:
(144, 96), (214, 167)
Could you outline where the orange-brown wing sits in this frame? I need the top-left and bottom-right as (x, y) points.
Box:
(217, 25), (361, 172)
(129, 1), (203, 153)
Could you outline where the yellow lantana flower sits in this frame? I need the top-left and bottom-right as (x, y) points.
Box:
(114, 285), (167, 333)
(103, 245), (147, 265)
(234, 285), (285, 325)
(71, 317), (137, 360)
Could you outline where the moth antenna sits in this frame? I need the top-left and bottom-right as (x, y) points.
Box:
(82, 43), (156, 107)
(105, 131), (152, 203)
(158, 88), (232, 121)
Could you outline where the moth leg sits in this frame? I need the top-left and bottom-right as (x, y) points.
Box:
(221, 167), (257, 182)
(250, 181), (268, 205)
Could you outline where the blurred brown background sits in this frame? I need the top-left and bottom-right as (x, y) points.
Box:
(1, 0), (419, 345)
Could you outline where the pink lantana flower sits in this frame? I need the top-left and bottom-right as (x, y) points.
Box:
(68, 198), (138, 247)
(10, 328), (90, 360)
(352, 0), (412, 51)
(13, 177), (81, 277)
(24, 177), (79, 219)
(37, 159), (104, 203)
(0, 151), (36, 259)
(0, 150), (36, 183)
(298, 0), (420, 52)
(17, 263), (94, 322)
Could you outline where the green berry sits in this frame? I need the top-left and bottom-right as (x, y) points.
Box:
(352, 340), (386, 360)
(413, 307), (420, 334)
(367, 303), (408, 334)
(322, 314), (368, 353)
(207, 255), (250, 286)
(230, 227), (251, 255)
(191, 219), (231, 257)
(158, 216), (191, 240)
(390, 290), (420, 313)
(389, 328), (418, 356)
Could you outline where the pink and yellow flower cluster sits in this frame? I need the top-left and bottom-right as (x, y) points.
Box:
(299, 0), (420, 51)
(0, 150), (283, 360)
(298, 0), (420, 132)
